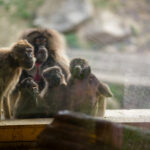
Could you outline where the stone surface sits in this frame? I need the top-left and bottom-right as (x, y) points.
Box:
(34, 0), (93, 32)
(78, 10), (132, 45)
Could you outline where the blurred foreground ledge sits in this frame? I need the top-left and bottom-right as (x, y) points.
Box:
(0, 110), (150, 149)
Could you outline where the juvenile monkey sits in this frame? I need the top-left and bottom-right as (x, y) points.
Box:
(0, 40), (35, 119)
(67, 58), (113, 117)
(40, 66), (67, 116)
(13, 77), (48, 119)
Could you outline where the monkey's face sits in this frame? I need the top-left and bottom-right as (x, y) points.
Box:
(20, 77), (39, 96)
(35, 47), (48, 64)
(70, 58), (91, 80)
(43, 67), (65, 87)
(13, 40), (35, 70)
(34, 36), (48, 56)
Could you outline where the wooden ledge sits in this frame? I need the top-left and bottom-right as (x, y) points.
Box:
(0, 110), (149, 143)
(0, 109), (149, 126)
(0, 118), (53, 126)
(105, 109), (150, 122)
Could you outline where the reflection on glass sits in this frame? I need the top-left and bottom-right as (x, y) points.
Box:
(0, 0), (150, 120)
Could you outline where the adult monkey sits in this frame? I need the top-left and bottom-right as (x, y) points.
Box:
(0, 40), (35, 119)
(19, 28), (70, 90)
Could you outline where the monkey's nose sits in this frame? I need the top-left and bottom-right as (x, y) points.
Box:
(72, 65), (82, 77)
(39, 46), (46, 50)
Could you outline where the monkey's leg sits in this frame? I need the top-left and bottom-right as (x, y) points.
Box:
(96, 96), (106, 117)
(0, 99), (1, 120)
(3, 96), (11, 119)
(10, 89), (20, 117)
(0, 93), (3, 120)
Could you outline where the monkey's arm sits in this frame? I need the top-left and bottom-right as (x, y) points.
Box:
(97, 81), (113, 97)
(96, 81), (113, 117)
(95, 96), (107, 117)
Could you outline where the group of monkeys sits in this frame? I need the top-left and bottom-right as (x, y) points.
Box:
(0, 28), (113, 120)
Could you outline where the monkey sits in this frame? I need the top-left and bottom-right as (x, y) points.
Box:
(13, 77), (49, 119)
(0, 40), (35, 119)
(19, 28), (70, 90)
(40, 66), (67, 117)
(9, 46), (49, 117)
(67, 58), (113, 117)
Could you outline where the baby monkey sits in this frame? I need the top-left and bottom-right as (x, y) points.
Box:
(40, 66), (67, 116)
(67, 58), (113, 117)
(14, 77), (48, 119)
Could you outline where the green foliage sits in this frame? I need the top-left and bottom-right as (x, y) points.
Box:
(107, 82), (124, 107)
(131, 25), (139, 37)
(0, 0), (44, 20)
(65, 33), (81, 48)
(0, 0), (4, 5)
(65, 32), (102, 50)
(92, 0), (120, 10)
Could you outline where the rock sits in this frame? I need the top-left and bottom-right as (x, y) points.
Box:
(33, 0), (94, 33)
(78, 10), (132, 45)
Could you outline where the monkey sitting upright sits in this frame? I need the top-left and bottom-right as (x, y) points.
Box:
(0, 40), (35, 119)
(40, 66), (67, 117)
(13, 77), (49, 119)
(67, 58), (113, 117)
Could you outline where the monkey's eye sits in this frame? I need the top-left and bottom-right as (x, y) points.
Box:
(42, 38), (47, 44)
(26, 48), (33, 58)
(39, 51), (44, 54)
(35, 39), (40, 45)
(26, 51), (33, 58)
(26, 47), (32, 51)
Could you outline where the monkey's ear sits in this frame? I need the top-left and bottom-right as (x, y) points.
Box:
(98, 82), (113, 97)
(10, 52), (16, 60)
(42, 70), (49, 79)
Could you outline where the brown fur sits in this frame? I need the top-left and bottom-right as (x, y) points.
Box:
(10, 46), (48, 111)
(20, 28), (70, 82)
(67, 58), (113, 117)
(13, 77), (48, 119)
(0, 40), (35, 119)
(40, 66), (67, 116)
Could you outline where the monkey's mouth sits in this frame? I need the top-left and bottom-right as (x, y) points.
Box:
(49, 77), (61, 87)
(72, 66), (91, 80)
(23, 60), (35, 70)
(32, 86), (39, 95)
(36, 58), (46, 64)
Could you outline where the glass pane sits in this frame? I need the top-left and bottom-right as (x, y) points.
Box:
(0, 0), (150, 120)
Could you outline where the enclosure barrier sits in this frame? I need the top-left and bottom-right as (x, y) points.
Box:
(0, 110), (149, 150)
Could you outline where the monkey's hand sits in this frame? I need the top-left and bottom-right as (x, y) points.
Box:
(72, 65), (91, 80)
(97, 82), (113, 97)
